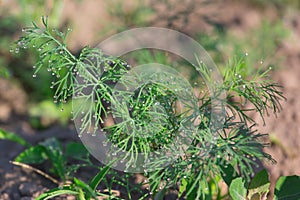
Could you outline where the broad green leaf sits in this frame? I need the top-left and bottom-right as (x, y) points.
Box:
(0, 129), (30, 147)
(40, 138), (66, 180)
(65, 142), (89, 159)
(229, 177), (247, 200)
(247, 169), (270, 200)
(219, 164), (238, 186)
(274, 175), (300, 200)
(178, 178), (188, 198)
(14, 145), (47, 164)
(35, 186), (79, 200)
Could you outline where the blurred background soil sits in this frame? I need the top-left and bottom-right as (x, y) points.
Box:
(0, 0), (300, 199)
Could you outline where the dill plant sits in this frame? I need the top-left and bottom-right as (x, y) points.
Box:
(13, 17), (285, 199)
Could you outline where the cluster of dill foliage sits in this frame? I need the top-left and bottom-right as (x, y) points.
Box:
(13, 17), (284, 199)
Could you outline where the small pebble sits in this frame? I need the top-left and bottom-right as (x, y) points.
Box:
(0, 193), (10, 200)
(19, 183), (40, 197)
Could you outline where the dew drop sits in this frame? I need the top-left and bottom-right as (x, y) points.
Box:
(32, 74), (37, 78)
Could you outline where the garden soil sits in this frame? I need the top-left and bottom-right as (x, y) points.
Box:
(1, 0), (300, 199)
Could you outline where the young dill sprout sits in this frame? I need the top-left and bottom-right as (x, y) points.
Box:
(14, 17), (285, 199)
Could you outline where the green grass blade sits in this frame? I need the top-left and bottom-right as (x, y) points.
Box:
(0, 129), (30, 147)
(89, 164), (111, 191)
(35, 186), (79, 200)
(74, 178), (98, 199)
